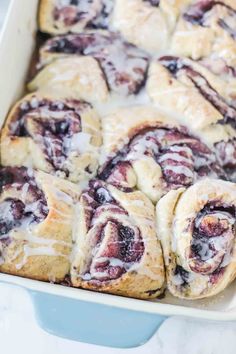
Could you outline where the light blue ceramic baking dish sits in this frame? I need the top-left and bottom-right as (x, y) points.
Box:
(0, 0), (236, 348)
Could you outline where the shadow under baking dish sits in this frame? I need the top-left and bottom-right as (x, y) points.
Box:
(0, 0), (236, 349)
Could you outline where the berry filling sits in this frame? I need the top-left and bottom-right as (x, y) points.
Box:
(99, 126), (225, 191)
(215, 139), (236, 182)
(174, 265), (190, 286)
(143, 0), (160, 6)
(53, 0), (113, 29)
(189, 204), (235, 275)
(42, 32), (149, 95)
(159, 56), (236, 130)
(183, 0), (236, 40)
(9, 97), (91, 175)
(0, 167), (48, 244)
(79, 180), (144, 282)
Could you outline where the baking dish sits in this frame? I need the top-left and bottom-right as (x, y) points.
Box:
(0, 0), (236, 348)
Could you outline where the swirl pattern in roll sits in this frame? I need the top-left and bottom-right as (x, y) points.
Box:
(171, 0), (236, 67)
(37, 31), (149, 96)
(71, 179), (165, 299)
(39, 0), (114, 34)
(0, 167), (80, 282)
(1, 93), (102, 183)
(156, 178), (236, 299)
(99, 106), (225, 202)
(147, 56), (236, 181)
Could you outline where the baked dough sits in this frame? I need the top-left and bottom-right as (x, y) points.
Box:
(0, 167), (80, 282)
(171, 0), (236, 67)
(99, 106), (225, 202)
(38, 31), (149, 96)
(39, 0), (114, 34)
(112, 0), (170, 53)
(147, 56), (236, 181)
(71, 180), (165, 299)
(1, 93), (102, 183)
(157, 178), (236, 299)
(28, 56), (109, 103)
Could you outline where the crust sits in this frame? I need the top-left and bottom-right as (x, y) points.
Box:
(0, 170), (81, 282)
(112, 0), (170, 53)
(71, 183), (165, 299)
(171, 1), (236, 67)
(102, 105), (179, 155)
(27, 57), (109, 103)
(156, 179), (236, 299)
(147, 58), (236, 131)
(39, 0), (101, 35)
(1, 92), (102, 183)
(101, 106), (181, 202)
(39, 0), (57, 34)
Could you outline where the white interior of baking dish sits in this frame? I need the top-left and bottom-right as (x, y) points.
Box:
(0, 0), (236, 321)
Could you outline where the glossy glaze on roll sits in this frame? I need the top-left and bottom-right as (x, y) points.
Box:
(157, 179), (236, 299)
(99, 106), (225, 202)
(0, 167), (80, 282)
(71, 180), (165, 299)
(1, 93), (101, 183)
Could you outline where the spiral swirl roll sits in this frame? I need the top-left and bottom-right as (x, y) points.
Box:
(71, 180), (165, 299)
(156, 178), (236, 299)
(0, 167), (80, 282)
(147, 56), (236, 181)
(99, 106), (225, 202)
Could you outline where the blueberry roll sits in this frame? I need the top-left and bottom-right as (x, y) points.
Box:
(37, 31), (149, 96)
(147, 56), (236, 180)
(171, 0), (236, 67)
(1, 93), (102, 183)
(28, 56), (109, 102)
(0, 167), (80, 282)
(157, 179), (236, 299)
(99, 106), (225, 202)
(39, 0), (114, 34)
(71, 180), (165, 299)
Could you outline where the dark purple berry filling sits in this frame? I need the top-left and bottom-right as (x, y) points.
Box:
(214, 139), (236, 182)
(143, 0), (160, 6)
(174, 265), (190, 286)
(53, 0), (114, 29)
(98, 125), (226, 192)
(0, 167), (49, 245)
(79, 180), (144, 282)
(41, 32), (149, 95)
(9, 98), (91, 174)
(183, 1), (236, 39)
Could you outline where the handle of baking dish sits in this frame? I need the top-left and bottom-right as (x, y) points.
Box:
(29, 290), (167, 348)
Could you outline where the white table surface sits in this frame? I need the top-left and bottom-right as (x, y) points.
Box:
(0, 1), (236, 353)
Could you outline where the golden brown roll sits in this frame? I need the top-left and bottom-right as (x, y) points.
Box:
(0, 167), (80, 282)
(37, 31), (149, 96)
(71, 179), (165, 299)
(39, 0), (114, 35)
(28, 56), (109, 103)
(1, 93), (102, 183)
(156, 178), (236, 299)
(147, 56), (236, 181)
(112, 0), (170, 53)
(171, 0), (236, 67)
(99, 106), (225, 202)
